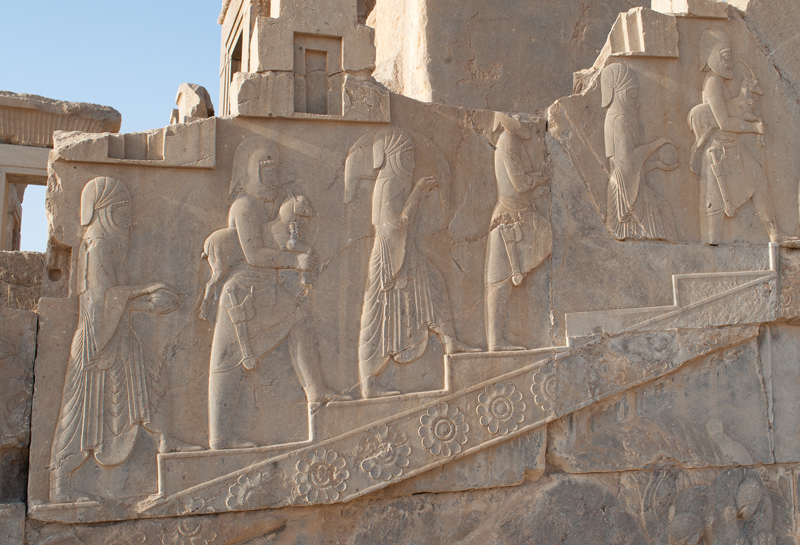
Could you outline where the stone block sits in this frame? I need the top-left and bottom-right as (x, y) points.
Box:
(0, 307), (36, 503)
(0, 503), (25, 545)
(0, 92), (120, 148)
(607, 8), (679, 58)
(652, 0), (731, 18)
(230, 71), (295, 117)
(0, 252), (43, 311)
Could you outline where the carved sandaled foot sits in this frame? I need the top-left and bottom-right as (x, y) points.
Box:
(488, 338), (526, 352)
(444, 338), (482, 354)
(157, 434), (204, 454)
(210, 437), (257, 450)
(306, 387), (354, 403)
(776, 236), (800, 249)
(361, 378), (400, 399)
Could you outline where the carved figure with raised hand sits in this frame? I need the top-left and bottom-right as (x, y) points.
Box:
(485, 112), (552, 352)
(345, 129), (478, 399)
(688, 29), (799, 247)
(204, 137), (345, 450)
(50, 177), (199, 503)
(602, 63), (678, 241)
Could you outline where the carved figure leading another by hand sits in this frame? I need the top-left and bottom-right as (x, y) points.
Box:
(202, 136), (347, 450)
(689, 29), (799, 247)
(345, 129), (478, 399)
(50, 177), (199, 503)
(485, 113), (552, 352)
(602, 63), (678, 241)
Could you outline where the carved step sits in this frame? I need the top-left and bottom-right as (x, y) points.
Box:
(154, 347), (561, 503)
(129, 325), (756, 519)
(566, 244), (778, 339)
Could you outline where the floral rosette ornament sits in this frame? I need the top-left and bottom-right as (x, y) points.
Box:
(476, 382), (525, 435)
(162, 520), (217, 545)
(360, 424), (412, 481)
(419, 402), (469, 458)
(226, 471), (270, 509)
(531, 364), (557, 415)
(294, 447), (350, 504)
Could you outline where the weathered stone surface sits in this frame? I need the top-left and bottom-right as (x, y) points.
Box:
(15, 0), (800, 542)
(368, 0), (650, 113)
(0, 503), (25, 545)
(549, 335), (774, 473)
(0, 307), (36, 504)
(23, 464), (799, 543)
(0, 91), (120, 148)
(0, 252), (44, 311)
(172, 83), (215, 125)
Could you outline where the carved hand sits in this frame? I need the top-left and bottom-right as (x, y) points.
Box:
(241, 356), (257, 370)
(755, 121), (766, 135)
(416, 176), (438, 191)
(295, 253), (317, 271)
(132, 285), (180, 314)
(397, 213), (411, 231)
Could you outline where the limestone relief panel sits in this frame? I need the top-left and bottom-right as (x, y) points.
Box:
(23, 464), (799, 544)
(550, 8), (800, 247)
(28, 93), (560, 523)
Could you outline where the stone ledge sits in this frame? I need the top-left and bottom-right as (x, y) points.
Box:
(0, 91), (121, 148)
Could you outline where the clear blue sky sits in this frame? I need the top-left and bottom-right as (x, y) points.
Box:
(3, 1), (222, 251)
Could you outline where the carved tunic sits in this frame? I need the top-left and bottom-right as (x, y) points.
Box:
(51, 236), (148, 471)
(209, 261), (309, 374)
(485, 131), (551, 285)
(692, 78), (762, 217)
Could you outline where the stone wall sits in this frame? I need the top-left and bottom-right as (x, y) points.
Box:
(0, 252), (44, 312)
(8, 0), (800, 543)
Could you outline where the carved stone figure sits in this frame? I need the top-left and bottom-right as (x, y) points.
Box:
(484, 112), (552, 351)
(49, 177), (198, 503)
(345, 129), (477, 399)
(688, 29), (798, 246)
(204, 137), (345, 450)
(665, 468), (775, 545)
(601, 63), (678, 241)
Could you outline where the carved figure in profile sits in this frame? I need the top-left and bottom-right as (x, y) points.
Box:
(484, 112), (552, 351)
(50, 177), (199, 503)
(203, 136), (346, 450)
(345, 129), (478, 399)
(688, 29), (799, 246)
(664, 468), (775, 545)
(601, 63), (678, 241)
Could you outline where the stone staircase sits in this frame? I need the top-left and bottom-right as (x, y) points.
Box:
(32, 244), (784, 523)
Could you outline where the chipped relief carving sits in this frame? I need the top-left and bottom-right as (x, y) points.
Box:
(601, 63), (678, 241)
(344, 128), (477, 399)
(49, 177), (198, 504)
(689, 29), (799, 247)
(485, 112), (552, 351)
(203, 137), (347, 450)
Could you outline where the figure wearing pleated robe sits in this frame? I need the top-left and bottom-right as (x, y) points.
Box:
(358, 131), (476, 399)
(49, 177), (193, 503)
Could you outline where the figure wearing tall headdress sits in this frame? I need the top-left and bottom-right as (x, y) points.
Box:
(357, 130), (477, 399)
(602, 63), (677, 241)
(49, 177), (195, 503)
